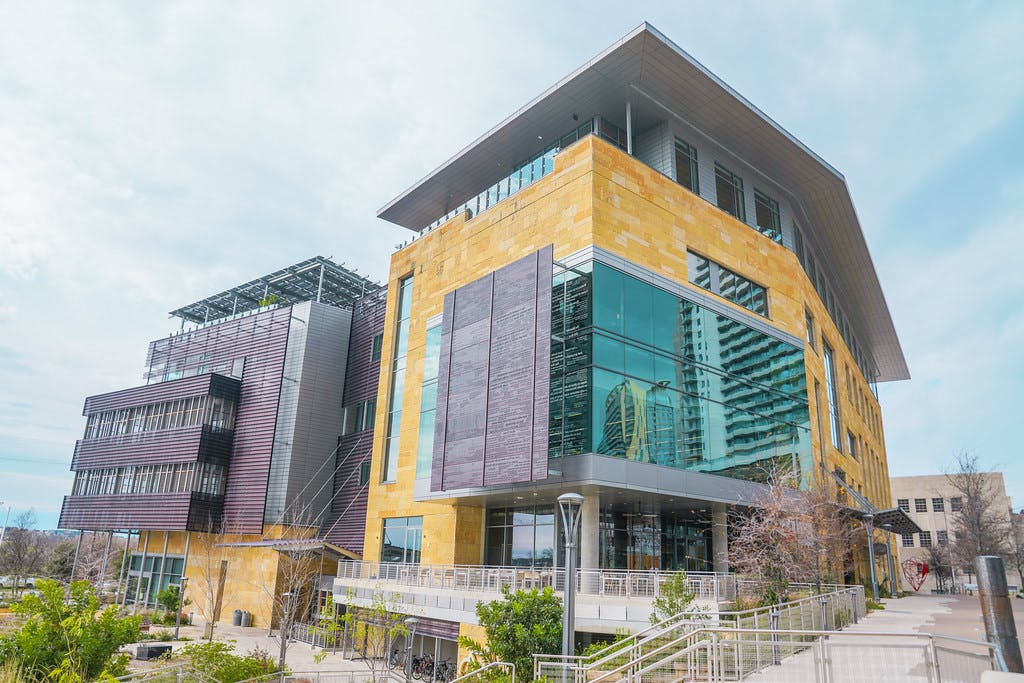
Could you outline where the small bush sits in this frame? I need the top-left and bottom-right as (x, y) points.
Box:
(865, 598), (885, 612)
(175, 640), (278, 683)
(155, 630), (175, 642)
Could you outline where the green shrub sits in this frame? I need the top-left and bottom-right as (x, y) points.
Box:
(865, 598), (885, 612)
(174, 640), (277, 683)
(0, 579), (139, 681)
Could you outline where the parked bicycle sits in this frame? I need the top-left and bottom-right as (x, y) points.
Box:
(388, 649), (406, 671)
(411, 652), (434, 680)
(434, 658), (458, 683)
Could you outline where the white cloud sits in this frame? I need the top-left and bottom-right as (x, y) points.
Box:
(1, 2), (1022, 525)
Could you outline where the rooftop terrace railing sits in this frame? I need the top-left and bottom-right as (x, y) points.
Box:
(412, 117), (628, 236)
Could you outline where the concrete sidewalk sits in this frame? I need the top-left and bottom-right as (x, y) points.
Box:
(124, 620), (378, 675)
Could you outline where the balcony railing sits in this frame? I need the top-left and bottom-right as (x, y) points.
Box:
(336, 561), (849, 602)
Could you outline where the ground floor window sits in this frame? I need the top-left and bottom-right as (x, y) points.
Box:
(381, 516), (422, 564)
(598, 511), (710, 572)
(125, 554), (184, 606)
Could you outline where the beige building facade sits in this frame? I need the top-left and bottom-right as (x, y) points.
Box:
(891, 473), (1015, 594)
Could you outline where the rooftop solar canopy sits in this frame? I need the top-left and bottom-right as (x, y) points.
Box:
(170, 256), (382, 325)
(377, 22), (908, 383)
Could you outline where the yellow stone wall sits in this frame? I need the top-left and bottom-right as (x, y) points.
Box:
(364, 135), (894, 578)
(133, 523), (335, 629)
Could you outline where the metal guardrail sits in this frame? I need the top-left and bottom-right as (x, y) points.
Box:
(448, 662), (515, 683)
(336, 561), (824, 601)
(114, 664), (219, 683)
(534, 586), (865, 681)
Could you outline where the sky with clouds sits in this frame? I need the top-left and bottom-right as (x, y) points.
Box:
(1, 2), (1021, 529)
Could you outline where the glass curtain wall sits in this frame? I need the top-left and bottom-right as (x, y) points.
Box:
(550, 261), (811, 484)
(416, 323), (442, 479)
(382, 277), (413, 483)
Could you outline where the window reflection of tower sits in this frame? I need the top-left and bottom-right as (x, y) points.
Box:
(646, 381), (677, 466)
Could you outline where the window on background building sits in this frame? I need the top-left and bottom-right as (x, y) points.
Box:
(674, 138), (699, 194)
(915, 498), (927, 513)
(382, 276), (413, 483)
(919, 531), (932, 548)
(937, 530), (949, 546)
(714, 163), (745, 221)
(358, 460), (371, 486)
(686, 251), (769, 317)
(805, 309), (816, 351)
(370, 333), (384, 361)
(380, 516), (422, 564)
(898, 498), (909, 512)
(822, 342), (842, 451)
(951, 497), (963, 512)
(932, 498), (945, 512)
(847, 431), (858, 460)
(753, 189), (782, 242)
(902, 533), (914, 547)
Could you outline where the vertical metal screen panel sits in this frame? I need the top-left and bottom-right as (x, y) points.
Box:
(432, 246), (552, 491)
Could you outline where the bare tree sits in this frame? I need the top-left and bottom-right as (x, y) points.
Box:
(0, 510), (49, 597)
(320, 589), (409, 683)
(73, 532), (123, 589)
(1010, 511), (1024, 590)
(925, 545), (954, 593)
(946, 452), (1011, 573)
(191, 520), (235, 641)
(262, 510), (325, 672)
(730, 468), (858, 603)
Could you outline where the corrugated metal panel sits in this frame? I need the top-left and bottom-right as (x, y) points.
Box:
(71, 424), (233, 470)
(265, 302), (352, 527)
(83, 373), (240, 415)
(322, 291), (387, 555)
(58, 492), (205, 531)
(145, 307), (293, 534)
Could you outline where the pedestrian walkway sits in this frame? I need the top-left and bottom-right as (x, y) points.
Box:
(740, 596), (996, 682)
(124, 619), (376, 675)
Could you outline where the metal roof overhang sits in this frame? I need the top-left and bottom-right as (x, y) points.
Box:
(216, 538), (361, 561)
(377, 22), (908, 382)
(870, 508), (922, 536)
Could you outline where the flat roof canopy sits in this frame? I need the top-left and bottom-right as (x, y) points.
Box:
(378, 22), (908, 382)
(170, 256), (382, 325)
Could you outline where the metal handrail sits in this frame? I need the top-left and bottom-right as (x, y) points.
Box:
(533, 585), (864, 678)
(114, 664), (220, 683)
(581, 627), (999, 683)
(449, 661), (515, 683)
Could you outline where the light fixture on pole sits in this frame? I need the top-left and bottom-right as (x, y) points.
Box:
(863, 513), (879, 601)
(558, 492), (585, 663)
(404, 617), (419, 683)
(882, 523), (896, 598)
(174, 577), (188, 640)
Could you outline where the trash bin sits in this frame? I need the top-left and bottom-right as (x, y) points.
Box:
(240, 610), (252, 627)
(232, 609), (243, 626)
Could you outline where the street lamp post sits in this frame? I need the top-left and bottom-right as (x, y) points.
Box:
(882, 524), (896, 598)
(558, 492), (584, 665)
(863, 513), (879, 602)
(174, 577), (189, 640)
(404, 617), (419, 683)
